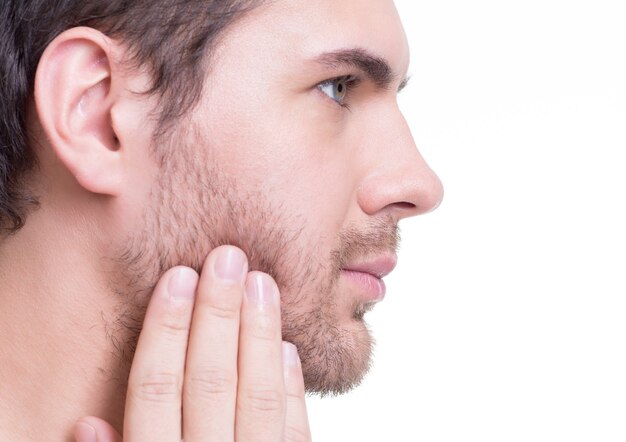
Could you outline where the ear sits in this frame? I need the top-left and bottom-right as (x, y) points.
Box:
(34, 27), (123, 196)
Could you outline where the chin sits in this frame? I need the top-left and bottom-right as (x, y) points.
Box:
(278, 273), (380, 396)
(294, 312), (376, 398)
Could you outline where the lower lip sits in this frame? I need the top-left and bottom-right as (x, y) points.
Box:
(341, 270), (386, 302)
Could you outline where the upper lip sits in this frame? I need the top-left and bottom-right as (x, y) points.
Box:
(342, 253), (398, 279)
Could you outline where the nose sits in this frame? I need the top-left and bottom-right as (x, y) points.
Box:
(357, 110), (444, 222)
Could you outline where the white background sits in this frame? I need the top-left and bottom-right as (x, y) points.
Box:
(307, 1), (626, 440)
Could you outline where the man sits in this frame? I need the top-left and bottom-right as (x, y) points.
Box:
(0, 0), (443, 440)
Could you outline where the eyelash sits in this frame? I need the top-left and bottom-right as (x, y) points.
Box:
(317, 75), (362, 110)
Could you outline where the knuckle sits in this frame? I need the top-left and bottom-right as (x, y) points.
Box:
(248, 315), (280, 342)
(240, 385), (285, 414)
(157, 308), (191, 336)
(203, 301), (240, 321)
(185, 368), (237, 398)
(284, 426), (311, 442)
(130, 372), (182, 403)
(286, 383), (306, 400)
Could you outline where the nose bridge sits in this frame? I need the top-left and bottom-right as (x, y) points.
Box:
(356, 103), (444, 221)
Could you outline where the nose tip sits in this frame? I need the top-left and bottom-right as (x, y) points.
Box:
(413, 166), (444, 216)
(392, 164), (444, 220)
(357, 154), (444, 222)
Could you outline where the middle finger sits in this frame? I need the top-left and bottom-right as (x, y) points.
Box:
(183, 245), (248, 441)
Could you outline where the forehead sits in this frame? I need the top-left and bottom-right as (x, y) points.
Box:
(221, 0), (410, 76)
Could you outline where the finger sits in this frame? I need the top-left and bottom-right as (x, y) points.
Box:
(74, 417), (122, 442)
(282, 342), (312, 442)
(183, 245), (248, 441)
(235, 272), (286, 442)
(124, 266), (199, 442)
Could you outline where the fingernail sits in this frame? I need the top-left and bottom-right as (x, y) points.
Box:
(168, 267), (198, 300)
(214, 247), (247, 283)
(246, 273), (277, 306)
(74, 422), (96, 442)
(282, 342), (299, 367)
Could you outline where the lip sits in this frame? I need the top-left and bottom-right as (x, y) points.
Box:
(341, 270), (387, 302)
(342, 254), (398, 279)
(341, 254), (398, 302)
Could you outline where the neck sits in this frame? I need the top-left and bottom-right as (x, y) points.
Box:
(0, 208), (130, 440)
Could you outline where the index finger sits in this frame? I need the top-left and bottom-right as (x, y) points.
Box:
(123, 266), (199, 442)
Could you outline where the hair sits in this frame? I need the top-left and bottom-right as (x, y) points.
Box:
(0, 0), (261, 234)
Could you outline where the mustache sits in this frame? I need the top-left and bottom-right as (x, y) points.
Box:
(242, 215), (401, 297)
(332, 216), (400, 271)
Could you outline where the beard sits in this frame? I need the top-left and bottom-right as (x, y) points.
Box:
(103, 124), (400, 399)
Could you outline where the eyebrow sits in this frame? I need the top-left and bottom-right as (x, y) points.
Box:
(313, 48), (410, 92)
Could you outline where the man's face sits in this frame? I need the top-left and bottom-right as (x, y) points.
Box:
(110, 0), (443, 396)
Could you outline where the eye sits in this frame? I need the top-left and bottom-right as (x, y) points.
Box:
(317, 75), (358, 107)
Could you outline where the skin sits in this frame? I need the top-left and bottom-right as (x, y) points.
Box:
(75, 246), (313, 441)
(0, 0), (442, 440)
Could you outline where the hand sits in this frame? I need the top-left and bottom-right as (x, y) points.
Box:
(73, 245), (311, 441)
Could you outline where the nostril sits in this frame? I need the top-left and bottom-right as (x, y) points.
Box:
(396, 202), (416, 210)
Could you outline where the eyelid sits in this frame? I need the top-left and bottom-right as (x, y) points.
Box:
(320, 74), (359, 84)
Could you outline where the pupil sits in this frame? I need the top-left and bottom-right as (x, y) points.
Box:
(337, 83), (344, 94)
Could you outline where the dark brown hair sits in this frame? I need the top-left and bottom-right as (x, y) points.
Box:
(0, 0), (260, 233)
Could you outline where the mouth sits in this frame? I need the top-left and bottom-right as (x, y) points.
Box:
(341, 253), (397, 303)
(341, 269), (387, 302)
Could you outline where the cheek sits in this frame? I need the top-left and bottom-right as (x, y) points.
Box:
(191, 89), (355, 260)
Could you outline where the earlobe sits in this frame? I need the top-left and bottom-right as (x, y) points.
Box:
(34, 27), (123, 196)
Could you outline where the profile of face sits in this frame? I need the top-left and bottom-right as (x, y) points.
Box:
(94, 0), (444, 397)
